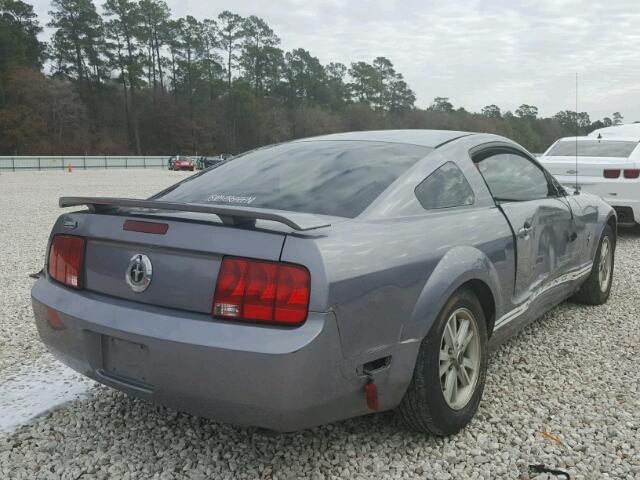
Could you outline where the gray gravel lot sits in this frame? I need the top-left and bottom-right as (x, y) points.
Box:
(1, 170), (639, 479)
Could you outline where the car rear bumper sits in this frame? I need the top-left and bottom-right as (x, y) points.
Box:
(31, 277), (415, 431)
(555, 175), (640, 225)
(589, 193), (639, 226)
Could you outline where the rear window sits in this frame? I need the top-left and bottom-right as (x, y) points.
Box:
(547, 140), (638, 158)
(155, 141), (431, 218)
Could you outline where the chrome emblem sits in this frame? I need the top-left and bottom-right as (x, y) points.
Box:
(125, 254), (152, 293)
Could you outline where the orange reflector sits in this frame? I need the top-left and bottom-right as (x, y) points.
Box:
(46, 307), (65, 330)
(365, 382), (379, 411)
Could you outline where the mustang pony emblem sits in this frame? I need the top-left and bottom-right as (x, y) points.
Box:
(125, 254), (152, 293)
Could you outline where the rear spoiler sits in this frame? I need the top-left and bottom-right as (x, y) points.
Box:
(59, 197), (331, 232)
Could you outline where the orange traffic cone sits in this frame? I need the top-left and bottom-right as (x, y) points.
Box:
(67, 164), (73, 173)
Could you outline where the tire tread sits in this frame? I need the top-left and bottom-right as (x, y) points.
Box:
(572, 225), (614, 305)
(398, 288), (487, 436)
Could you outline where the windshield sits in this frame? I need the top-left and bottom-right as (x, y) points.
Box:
(155, 140), (431, 218)
(547, 140), (638, 158)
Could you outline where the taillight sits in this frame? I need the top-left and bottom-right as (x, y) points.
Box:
(624, 169), (640, 179)
(603, 169), (621, 179)
(213, 257), (310, 326)
(48, 235), (85, 289)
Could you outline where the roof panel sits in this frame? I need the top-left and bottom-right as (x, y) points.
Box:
(291, 129), (474, 148)
(589, 123), (640, 139)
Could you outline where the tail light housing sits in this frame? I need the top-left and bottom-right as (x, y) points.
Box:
(48, 235), (85, 289)
(213, 257), (310, 326)
(603, 169), (621, 179)
(624, 169), (640, 179)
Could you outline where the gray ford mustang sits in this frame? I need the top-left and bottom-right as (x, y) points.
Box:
(32, 130), (616, 435)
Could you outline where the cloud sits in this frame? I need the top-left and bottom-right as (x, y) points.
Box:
(30, 0), (640, 121)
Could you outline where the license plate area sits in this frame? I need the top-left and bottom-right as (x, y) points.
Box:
(101, 335), (152, 387)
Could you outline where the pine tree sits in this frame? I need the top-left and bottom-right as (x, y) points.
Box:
(217, 10), (245, 90)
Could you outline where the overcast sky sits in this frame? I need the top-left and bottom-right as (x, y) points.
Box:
(30, 0), (640, 121)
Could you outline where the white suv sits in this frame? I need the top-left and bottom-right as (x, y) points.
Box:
(540, 136), (640, 226)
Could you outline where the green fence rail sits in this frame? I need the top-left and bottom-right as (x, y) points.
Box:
(0, 156), (171, 171)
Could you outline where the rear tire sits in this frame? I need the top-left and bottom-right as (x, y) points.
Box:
(398, 288), (488, 436)
(572, 224), (614, 305)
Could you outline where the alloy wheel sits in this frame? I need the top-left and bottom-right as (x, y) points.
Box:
(439, 307), (481, 410)
(598, 237), (612, 293)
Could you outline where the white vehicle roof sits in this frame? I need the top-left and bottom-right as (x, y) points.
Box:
(552, 135), (640, 144)
(589, 123), (640, 139)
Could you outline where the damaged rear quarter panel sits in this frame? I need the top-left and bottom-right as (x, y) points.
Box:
(285, 209), (513, 363)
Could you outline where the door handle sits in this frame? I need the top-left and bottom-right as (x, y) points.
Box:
(518, 221), (532, 238)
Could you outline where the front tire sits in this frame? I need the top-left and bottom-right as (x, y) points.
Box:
(572, 224), (615, 305)
(398, 288), (488, 435)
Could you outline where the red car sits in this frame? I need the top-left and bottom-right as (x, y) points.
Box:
(168, 156), (194, 171)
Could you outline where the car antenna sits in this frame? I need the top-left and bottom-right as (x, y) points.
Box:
(573, 72), (580, 195)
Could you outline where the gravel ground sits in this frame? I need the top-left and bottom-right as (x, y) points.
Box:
(1, 170), (639, 479)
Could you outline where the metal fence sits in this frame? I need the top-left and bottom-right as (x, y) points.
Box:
(0, 156), (171, 171)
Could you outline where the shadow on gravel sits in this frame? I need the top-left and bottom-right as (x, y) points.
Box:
(5, 386), (452, 477)
(617, 224), (640, 239)
(103, 386), (427, 442)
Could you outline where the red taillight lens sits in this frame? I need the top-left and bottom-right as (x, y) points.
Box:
(244, 261), (278, 320)
(213, 257), (310, 325)
(48, 235), (85, 289)
(275, 264), (311, 323)
(624, 169), (640, 179)
(604, 169), (621, 178)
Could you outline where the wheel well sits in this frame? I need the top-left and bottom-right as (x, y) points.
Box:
(462, 279), (496, 336)
(607, 214), (617, 242)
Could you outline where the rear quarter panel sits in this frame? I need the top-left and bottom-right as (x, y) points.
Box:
(569, 192), (616, 261)
(282, 207), (515, 361)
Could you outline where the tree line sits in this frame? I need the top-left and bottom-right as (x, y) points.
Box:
(0, 0), (626, 156)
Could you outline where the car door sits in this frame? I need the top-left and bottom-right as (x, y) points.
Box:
(472, 147), (580, 304)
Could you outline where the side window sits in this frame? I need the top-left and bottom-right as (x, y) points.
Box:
(415, 161), (475, 210)
(474, 152), (550, 202)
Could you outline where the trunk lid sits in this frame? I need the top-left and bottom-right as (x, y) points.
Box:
(63, 212), (288, 314)
(540, 155), (638, 178)
(539, 156), (638, 186)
